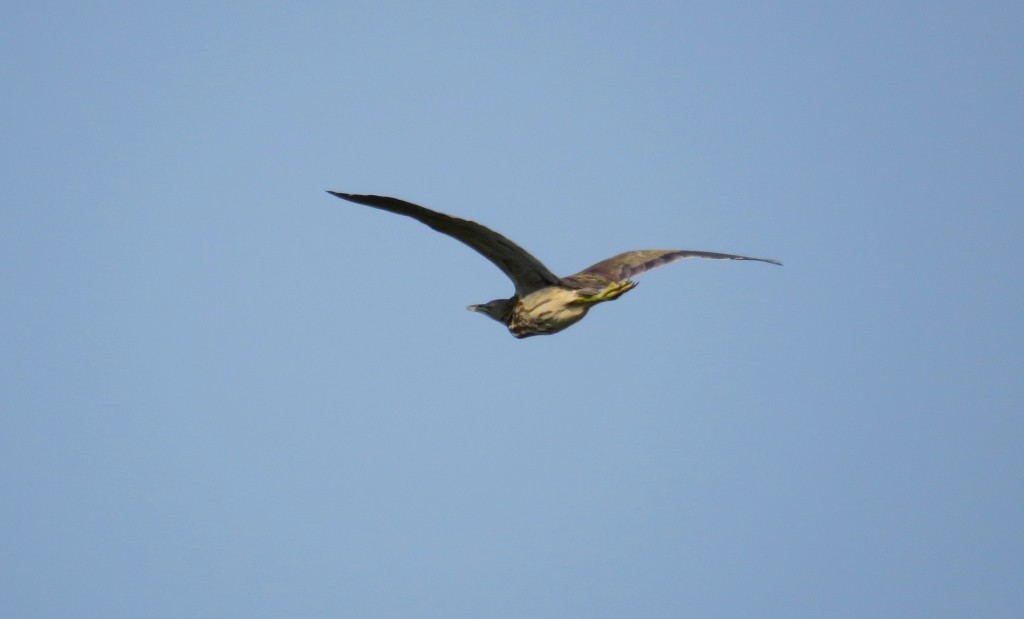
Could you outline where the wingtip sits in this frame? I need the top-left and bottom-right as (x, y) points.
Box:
(739, 255), (783, 266)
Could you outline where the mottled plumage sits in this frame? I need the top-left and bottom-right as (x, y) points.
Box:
(328, 191), (781, 338)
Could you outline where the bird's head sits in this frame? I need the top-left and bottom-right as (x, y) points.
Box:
(467, 298), (515, 324)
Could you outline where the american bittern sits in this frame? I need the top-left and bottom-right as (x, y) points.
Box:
(328, 192), (780, 338)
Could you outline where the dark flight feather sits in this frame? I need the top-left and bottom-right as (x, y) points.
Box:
(327, 192), (562, 296)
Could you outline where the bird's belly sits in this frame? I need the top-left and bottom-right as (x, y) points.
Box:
(508, 288), (589, 338)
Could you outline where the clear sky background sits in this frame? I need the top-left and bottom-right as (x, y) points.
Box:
(3, 2), (1022, 617)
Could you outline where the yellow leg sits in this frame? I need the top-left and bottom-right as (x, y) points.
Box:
(574, 280), (637, 304)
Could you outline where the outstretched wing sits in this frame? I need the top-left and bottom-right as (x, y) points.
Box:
(327, 192), (562, 296)
(563, 249), (782, 289)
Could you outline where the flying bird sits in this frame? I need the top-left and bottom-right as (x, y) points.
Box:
(328, 192), (781, 338)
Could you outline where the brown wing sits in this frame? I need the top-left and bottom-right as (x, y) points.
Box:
(327, 192), (562, 296)
(563, 249), (782, 289)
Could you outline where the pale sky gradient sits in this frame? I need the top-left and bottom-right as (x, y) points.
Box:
(3, 2), (1022, 617)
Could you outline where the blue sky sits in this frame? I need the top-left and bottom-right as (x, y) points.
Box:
(3, 2), (1022, 617)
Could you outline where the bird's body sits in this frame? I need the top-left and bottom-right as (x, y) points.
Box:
(504, 279), (637, 337)
(327, 192), (781, 338)
(511, 286), (590, 337)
